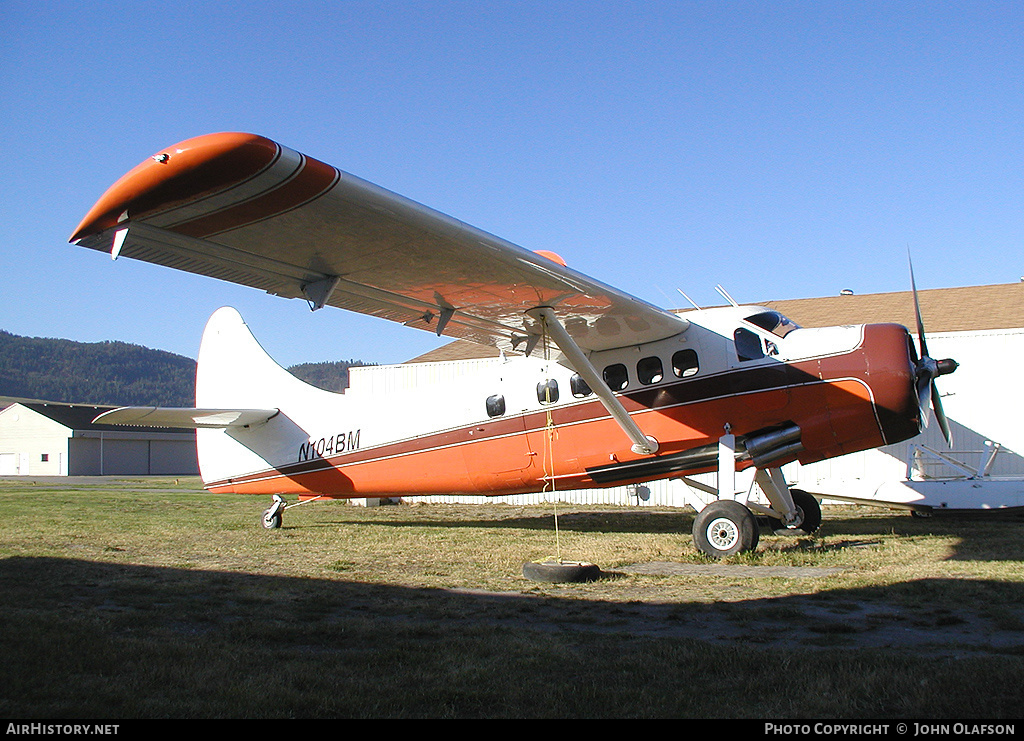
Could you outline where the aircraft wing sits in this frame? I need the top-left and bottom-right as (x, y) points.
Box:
(94, 406), (279, 429)
(71, 133), (687, 354)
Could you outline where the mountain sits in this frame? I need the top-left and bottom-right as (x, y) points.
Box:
(0, 330), (373, 407)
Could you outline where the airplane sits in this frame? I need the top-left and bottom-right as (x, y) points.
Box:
(70, 132), (958, 559)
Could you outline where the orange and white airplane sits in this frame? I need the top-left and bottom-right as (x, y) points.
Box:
(70, 132), (957, 558)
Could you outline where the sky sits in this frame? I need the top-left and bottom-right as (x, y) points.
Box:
(2, 1), (1022, 368)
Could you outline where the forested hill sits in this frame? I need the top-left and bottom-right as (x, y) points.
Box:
(287, 361), (374, 393)
(0, 330), (373, 407)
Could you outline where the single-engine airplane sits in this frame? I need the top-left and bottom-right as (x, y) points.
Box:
(70, 132), (958, 557)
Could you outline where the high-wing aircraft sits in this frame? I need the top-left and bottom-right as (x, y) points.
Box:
(71, 132), (958, 558)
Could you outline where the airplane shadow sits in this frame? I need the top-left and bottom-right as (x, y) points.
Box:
(0, 555), (1021, 718)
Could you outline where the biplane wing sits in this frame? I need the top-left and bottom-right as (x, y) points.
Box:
(70, 133), (687, 355)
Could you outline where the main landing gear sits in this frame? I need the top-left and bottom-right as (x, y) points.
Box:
(768, 487), (822, 536)
(692, 500), (760, 557)
(680, 428), (822, 558)
(687, 483), (822, 559)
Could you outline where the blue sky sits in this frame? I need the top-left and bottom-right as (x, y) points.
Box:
(2, 1), (1022, 367)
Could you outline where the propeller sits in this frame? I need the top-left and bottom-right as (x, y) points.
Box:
(908, 255), (958, 446)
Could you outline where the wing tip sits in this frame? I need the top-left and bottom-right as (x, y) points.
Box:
(70, 132), (279, 244)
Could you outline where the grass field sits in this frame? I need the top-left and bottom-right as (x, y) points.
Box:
(1, 476), (1022, 719)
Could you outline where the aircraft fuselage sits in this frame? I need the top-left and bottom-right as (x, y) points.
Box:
(200, 305), (921, 499)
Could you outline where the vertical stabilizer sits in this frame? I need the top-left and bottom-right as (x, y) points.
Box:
(195, 307), (349, 487)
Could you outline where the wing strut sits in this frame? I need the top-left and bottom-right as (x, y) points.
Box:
(528, 307), (658, 455)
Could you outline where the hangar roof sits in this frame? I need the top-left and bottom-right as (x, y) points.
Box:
(15, 402), (121, 432)
(762, 282), (1024, 333)
(407, 282), (1024, 364)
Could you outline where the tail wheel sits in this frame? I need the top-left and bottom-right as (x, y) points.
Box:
(261, 494), (285, 530)
(693, 500), (759, 558)
(771, 489), (821, 535)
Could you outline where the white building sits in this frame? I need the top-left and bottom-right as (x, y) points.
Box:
(0, 402), (198, 476)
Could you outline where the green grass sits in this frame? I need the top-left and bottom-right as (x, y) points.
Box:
(1, 476), (1022, 718)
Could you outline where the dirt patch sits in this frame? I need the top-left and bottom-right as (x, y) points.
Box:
(448, 561), (1024, 657)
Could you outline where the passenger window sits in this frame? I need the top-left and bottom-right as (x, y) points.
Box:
(485, 394), (505, 417)
(536, 379), (559, 404)
(570, 374), (593, 398)
(672, 349), (699, 377)
(637, 356), (663, 385)
(734, 328), (764, 362)
(603, 364), (629, 391)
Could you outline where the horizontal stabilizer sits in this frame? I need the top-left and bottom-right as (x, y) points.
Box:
(93, 406), (279, 429)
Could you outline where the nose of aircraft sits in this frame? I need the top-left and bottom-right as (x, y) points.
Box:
(912, 345), (958, 446)
(864, 323), (924, 446)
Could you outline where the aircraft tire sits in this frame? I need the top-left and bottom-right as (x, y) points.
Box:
(770, 489), (821, 535)
(522, 560), (601, 583)
(692, 500), (759, 558)
(262, 509), (282, 529)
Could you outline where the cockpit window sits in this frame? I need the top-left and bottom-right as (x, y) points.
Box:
(744, 311), (799, 338)
(734, 327), (764, 361)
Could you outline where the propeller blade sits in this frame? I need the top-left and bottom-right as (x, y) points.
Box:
(932, 383), (953, 448)
(916, 373), (933, 429)
(907, 250), (956, 447)
(908, 252), (930, 359)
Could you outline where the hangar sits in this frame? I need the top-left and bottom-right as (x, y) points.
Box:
(353, 281), (1023, 507)
(0, 401), (198, 476)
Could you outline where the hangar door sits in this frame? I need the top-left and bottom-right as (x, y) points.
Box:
(68, 437), (198, 476)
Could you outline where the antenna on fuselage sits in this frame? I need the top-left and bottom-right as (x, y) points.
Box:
(715, 284), (739, 307)
(676, 288), (702, 310)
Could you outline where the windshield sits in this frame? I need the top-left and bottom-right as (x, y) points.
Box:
(744, 311), (800, 338)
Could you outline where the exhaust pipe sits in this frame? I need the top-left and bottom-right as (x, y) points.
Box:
(587, 424), (804, 484)
(742, 425), (803, 468)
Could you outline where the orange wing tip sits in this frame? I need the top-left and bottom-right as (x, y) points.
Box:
(69, 132), (280, 243)
(533, 249), (567, 267)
